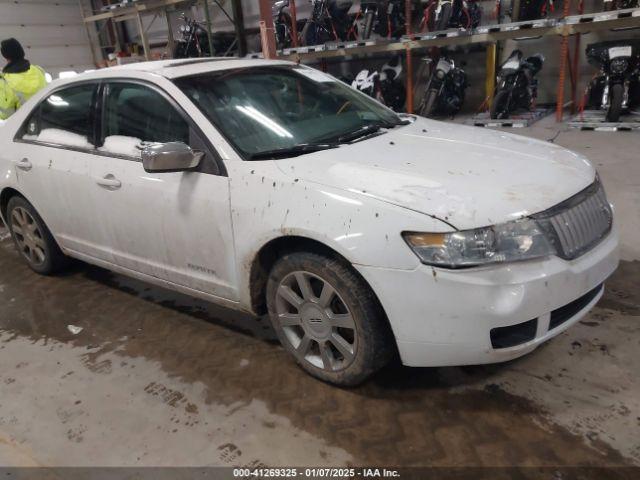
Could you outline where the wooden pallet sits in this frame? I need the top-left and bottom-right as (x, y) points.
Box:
(569, 110), (640, 131)
(469, 108), (553, 128)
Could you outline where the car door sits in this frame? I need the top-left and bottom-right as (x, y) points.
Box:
(12, 82), (113, 260)
(87, 80), (238, 302)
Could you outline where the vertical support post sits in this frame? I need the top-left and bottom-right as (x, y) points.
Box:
(556, 0), (572, 121)
(258, 0), (277, 59)
(203, 0), (215, 57)
(406, 46), (414, 114)
(136, 11), (151, 61)
(556, 34), (569, 122)
(485, 42), (497, 106)
(405, 0), (413, 37)
(290, 0), (299, 48)
(231, 0), (248, 56)
(78, 0), (99, 67)
(570, 0), (584, 114)
(166, 9), (175, 58)
(405, 0), (413, 114)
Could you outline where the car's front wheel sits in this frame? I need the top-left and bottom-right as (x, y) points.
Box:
(266, 251), (394, 386)
(6, 196), (68, 275)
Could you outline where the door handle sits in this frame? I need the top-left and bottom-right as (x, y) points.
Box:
(96, 174), (122, 190)
(16, 158), (33, 171)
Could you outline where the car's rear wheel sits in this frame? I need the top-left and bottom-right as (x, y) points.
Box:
(266, 251), (393, 386)
(6, 196), (68, 275)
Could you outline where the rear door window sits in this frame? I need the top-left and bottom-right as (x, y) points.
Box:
(23, 83), (97, 149)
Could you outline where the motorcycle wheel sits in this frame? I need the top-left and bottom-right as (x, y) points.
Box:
(436, 4), (453, 31)
(607, 83), (624, 122)
(173, 42), (191, 59)
(420, 88), (439, 117)
(490, 90), (512, 119)
(276, 13), (293, 49)
(362, 10), (375, 40)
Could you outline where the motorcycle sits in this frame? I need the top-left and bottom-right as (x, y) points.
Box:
(349, 0), (382, 40)
(418, 0), (482, 32)
(352, 56), (406, 111)
(513, 0), (558, 21)
(273, 0), (297, 49)
(490, 50), (544, 119)
(174, 14), (211, 58)
(349, 0), (408, 40)
(300, 0), (352, 46)
(586, 40), (640, 122)
(173, 13), (236, 58)
(603, 0), (638, 11)
(418, 56), (468, 117)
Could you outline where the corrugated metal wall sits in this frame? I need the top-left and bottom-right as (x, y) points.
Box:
(0, 0), (95, 77)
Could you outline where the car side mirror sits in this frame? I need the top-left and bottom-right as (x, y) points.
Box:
(141, 142), (203, 173)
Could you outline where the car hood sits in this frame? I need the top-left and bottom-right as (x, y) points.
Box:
(275, 117), (596, 230)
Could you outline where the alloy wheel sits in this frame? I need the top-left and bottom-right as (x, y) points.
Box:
(275, 271), (357, 372)
(10, 207), (46, 266)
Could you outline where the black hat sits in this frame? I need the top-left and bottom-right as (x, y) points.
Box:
(1, 38), (25, 62)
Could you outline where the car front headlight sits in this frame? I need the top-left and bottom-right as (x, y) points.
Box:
(403, 218), (556, 268)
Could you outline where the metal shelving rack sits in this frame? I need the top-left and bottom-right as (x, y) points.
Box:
(81, 0), (241, 62)
(256, 2), (640, 120)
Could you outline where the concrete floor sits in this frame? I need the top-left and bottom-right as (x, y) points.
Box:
(0, 115), (638, 468)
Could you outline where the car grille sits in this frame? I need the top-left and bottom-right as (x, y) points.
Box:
(534, 180), (613, 260)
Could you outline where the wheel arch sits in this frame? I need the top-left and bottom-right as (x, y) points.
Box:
(0, 187), (24, 224)
(248, 235), (391, 327)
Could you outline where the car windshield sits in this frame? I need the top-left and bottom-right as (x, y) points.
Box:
(173, 65), (404, 159)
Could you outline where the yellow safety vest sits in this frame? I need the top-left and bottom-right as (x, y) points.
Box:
(0, 76), (18, 120)
(3, 65), (47, 107)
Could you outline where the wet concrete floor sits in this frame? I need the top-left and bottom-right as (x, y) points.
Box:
(0, 118), (639, 468)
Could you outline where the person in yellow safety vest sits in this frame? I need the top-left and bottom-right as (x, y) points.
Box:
(0, 75), (18, 120)
(1, 38), (47, 110)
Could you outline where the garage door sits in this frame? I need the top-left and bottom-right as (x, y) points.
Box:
(0, 0), (95, 78)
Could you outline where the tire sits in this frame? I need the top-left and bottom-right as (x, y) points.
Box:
(266, 251), (394, 386)
(6, 196), (68, 275)
(362, 10), (375, 39)
(490, 89), (512, 119)
(607, 83), (624, 122)
(436, 3), (452, 31)
(420, 88), (439, 117)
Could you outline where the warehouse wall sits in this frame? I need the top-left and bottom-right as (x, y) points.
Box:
(0, 0), (95, 78)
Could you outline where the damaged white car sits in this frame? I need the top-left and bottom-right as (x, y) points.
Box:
(0, 59), (618, 385)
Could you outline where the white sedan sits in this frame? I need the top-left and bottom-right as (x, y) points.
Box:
(0, 59), (618, 385)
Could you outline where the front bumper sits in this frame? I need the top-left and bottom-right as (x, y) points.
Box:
(355, 227), (619, 367)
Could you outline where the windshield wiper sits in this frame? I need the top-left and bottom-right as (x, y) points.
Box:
(336, 119), (409, 144)
(337, 124), (386, 144)
(248, 143), (339, 160)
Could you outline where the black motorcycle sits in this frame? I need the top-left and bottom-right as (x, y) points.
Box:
(418, 56), (468, 117)
(490, 50), (544, 119)
(603, 0), (638, 11)
(586, 40), (640, 122)
(173, 13), (235, 58)
(174, 14), (211, 58)
(419, 0), (482, 32)
(350, 0), (382, 40)
(352, 56), (406, 111)
(300, 0), (352, 46)
(273, 0), (296, 49)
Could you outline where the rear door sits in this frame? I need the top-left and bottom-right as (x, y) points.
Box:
(12, 82), (109, 257)
(87, 80), (238, 301)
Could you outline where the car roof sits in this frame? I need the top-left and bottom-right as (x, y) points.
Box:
(52, 58), (296, 86)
